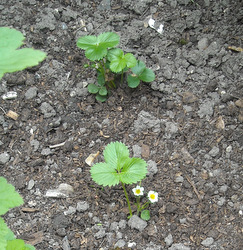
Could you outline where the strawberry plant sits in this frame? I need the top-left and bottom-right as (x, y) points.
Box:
(0, 177), (35, 250)
(77, 32), (155, 102)
(0, 27), (46, 79)
(90, 142), (158, 219)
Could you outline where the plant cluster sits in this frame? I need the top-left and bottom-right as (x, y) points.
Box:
(0, 177), (35, 250)
(0, 27), (46, 79)
(77, 32), (155, 102)
(90, 142), (158, 220)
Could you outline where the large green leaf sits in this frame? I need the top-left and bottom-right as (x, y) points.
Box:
(0, 48), (46, 78)
(0, 27), (46, 79)
(90, 142), (147, 187)
(0, 27), (24, 49)
(131, 60), (155, 83)
(90, 162), (120, 187)
(6, 238), (35, 250)
(120, 158), (147, 184)
(0, 177), (24, 216)
(97, 32), (120, 48)
(77, 32), (119, 61)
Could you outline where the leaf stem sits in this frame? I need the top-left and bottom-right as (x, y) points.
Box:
(121, 182), (132, 218)
(121, 69), (124, 86)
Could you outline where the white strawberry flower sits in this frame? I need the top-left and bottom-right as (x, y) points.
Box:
(148, 191), (158, 203)
(132, 185), (144, 196)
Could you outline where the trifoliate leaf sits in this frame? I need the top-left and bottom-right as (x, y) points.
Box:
(127, 74), (140, 88)
(90, 142), (148, 187)
(0, 27), (24, 50)
(103, 142), (130, 171)
(90, 162), (120, 187)
(139, 67), (155, 82)
(108, 49), (137, 73)
(0, 177), (24, 216)
(99, 86), (108, 96)
(141, 210), (150, 221)
(88, 83), (99, 94)
(119, 158), (147, 184)
(77, 32), (119, 61)
(131, 60), (146, 76)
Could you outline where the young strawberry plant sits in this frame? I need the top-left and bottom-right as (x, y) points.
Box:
(77, 32), (155, 102)
(90, 142), (158, 220)
(0, 27), (46, 79)
(0, 177), (35, 250)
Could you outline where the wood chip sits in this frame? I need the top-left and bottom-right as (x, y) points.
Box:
(6, 110), (19, 120)
(228, 46), (243, 52)
(85, 151), (100, 166)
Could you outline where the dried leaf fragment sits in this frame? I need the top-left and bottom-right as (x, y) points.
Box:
(228, 46), (243, 52)
(216, 116), (225, 130)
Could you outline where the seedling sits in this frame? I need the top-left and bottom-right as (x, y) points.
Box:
(0, 177), (35, 250)
(77, 32), (155, 102)
(90, 142), (158, 219)
(0, 27), (46, 79)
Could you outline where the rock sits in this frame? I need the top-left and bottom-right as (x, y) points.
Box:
(141, 144), (150, 158)
(128, 215), (147, 232)
(175, 176), (184, 183)
(134, 111), (161, 133)
(0, 152), (10, 164)
(166, 203), (178, 213)
(133, 144), (142, 157)
(198, 37), (209, 50)
(94, 229), (106, 239)
(53, 214), (70, 229)
(64, 206), (76, 215)
(182, 92), (198, 104)
(27, 179), (35, 190)
(62, 236), (71, 250)
(235, 99), (243, 108)
(77, 201), (89, 212)
(118, 219), (127, 229)
(25, 87), (38, 99)
(97, 0), (111, 10)
(201, 237), (214, 247)
(45, 183), (74, 198)
(114, 239), (126, 248)
(208, 146), (220, 157)
(40, 102), (56, 118)
(165, 233), (173, 246)
(198, 101), (214, 118)
(168, 243), (191, 250)
(147, 160), (158, 177)
(217, 197), (226, 206)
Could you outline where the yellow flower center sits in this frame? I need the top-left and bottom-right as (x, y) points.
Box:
(136, 189), (141, 194)
(150, 194), (155, 200)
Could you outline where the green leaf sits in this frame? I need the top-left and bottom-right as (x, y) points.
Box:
(90, 142), (147, 187)
(103, 142), (129, 171)
(108, 49), (137, 73)
(0, 27), (24, 50)
(139, 68), (155, 82)
(0, 217), (9, 249)
(99, 86), (108, 96)
(0, 177), (24, 216)
(90, 162), (120, 187)
(131, 60), (146, 76)
(124, 53), (137, 68)
(97, 72), (105, 86)
(127, 74), (140, 88)
(97, 32), (120, 48)
(96, 94), (107, 102)
(77, 32), (119, 61)
(119, 158), (147, 184)
(6, 239), (34, 250)
(0, 28), (46, 79)
(88, 84), (99, 94)
(0, 48), (46, 78)
(141, 210), (150, 221)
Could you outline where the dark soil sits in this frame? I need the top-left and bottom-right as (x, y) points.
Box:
(0, 0), (242, 249)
